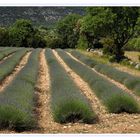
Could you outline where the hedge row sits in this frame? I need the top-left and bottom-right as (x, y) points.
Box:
(0, 49), (40, 131)
(69, 50), (140, 96)
(57, 49), (140, 114)
(0, 48), (31, 83)
(45, 49), (98, 124)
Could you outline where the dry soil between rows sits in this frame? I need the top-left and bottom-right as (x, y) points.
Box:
(35, 49), (59, 133)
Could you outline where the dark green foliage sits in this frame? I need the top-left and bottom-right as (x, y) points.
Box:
(69, 50), (140, 97)
(27, 31), (46, 48)
(9, 19), (34, 47)
(93, 39), (103, 49)
(45, 49), (98, 124)
(57, 49), (140, 113)
(125, 37), (140, 51)
(100, 37), (116, 56)
(44, 30), (63, 49)
(0, 49), (40, 131)
(0, 27), (10, 46)
(76, 35), (89, 49)
(9, 19), (46, 48)
(56, 14), (81, 49)
(78, 7), (139, 62)
(0, 48), (30, 82)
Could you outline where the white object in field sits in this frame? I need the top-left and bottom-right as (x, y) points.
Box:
(135, 63), (140, 69)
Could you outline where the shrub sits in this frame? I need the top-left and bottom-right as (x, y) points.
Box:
(105, 93), (140, 113)
(56, 14), (81, 49)
(108, 55), (117, 62)
(45, 49), (98, 124)
(93, 39), (103, 49)
(27, 33), (46, 48)
(57, 49), (140, 113)
(100, 37), (115, 56)
(0, 105), (35, 131)
(125, 38), (140, 51)
(120, 58), (130, 66)
(53, 100), (96, 124)
(9, 19), (46, 48)
(0, 27), (10, 46)
(76, 35), (89, 50)
(44, 33), (63, 49)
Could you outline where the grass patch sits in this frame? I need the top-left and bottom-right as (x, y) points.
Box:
(78, 49), (108, 64)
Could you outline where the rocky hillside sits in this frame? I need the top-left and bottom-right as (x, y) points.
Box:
(0, 7), (85, 27)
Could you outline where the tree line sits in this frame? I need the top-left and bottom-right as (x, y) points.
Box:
(0, 7), (140, 62)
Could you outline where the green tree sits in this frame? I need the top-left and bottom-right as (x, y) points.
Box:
(79, 7), (139, 62)
(44, 29), (63, 49)
(9, 19), (34, 47)
(9, 19), (46, 48)
(56, 14), (81, 49)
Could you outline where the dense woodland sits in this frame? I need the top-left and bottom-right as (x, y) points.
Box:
(0, 7), (140, 62)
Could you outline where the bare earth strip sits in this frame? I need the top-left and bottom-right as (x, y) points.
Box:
(0, 51), (31, 92)
(35, 49), (58, 133)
